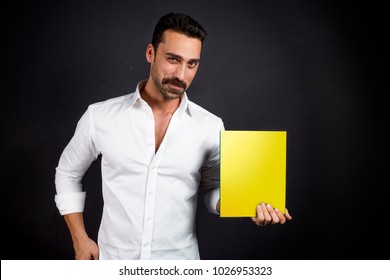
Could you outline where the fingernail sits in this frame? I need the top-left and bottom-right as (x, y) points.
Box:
(275, 208), (280, 213)
(267, 204), (272, 209)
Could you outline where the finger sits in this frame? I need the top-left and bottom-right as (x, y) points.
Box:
(285, 208), (293, 220)
(77, 252), (92, 260)
(253, 204), (266, 226)
(257, 203), (265, 221)
(267, 204), (280, 224)
(275, 208), (286, 224)
(251, 217), (264, 226)
(260, 203), (272, 225)
(92, 250), (99, 260)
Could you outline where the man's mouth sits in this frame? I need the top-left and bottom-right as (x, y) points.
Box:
(167, 82), (184, 90)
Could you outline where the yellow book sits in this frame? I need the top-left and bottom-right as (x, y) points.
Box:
(220, 130), (287, 217)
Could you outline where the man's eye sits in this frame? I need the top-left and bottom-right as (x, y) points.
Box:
(168, 57), (180, 63)
(188, 61), (198, 68)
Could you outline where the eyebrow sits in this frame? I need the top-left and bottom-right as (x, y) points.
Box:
(166, 52), (201, 63)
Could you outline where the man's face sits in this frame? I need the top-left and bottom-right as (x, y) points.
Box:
(149, 30), (202, 100)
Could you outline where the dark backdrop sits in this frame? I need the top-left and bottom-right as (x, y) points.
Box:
(4, 0), (388, 260)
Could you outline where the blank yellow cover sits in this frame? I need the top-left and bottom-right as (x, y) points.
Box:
(220, 130), (287, 217)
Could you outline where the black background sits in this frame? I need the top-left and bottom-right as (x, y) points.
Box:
(3, 0), (388, 260)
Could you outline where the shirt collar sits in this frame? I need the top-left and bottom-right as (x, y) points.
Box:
(128, 80), (193, 117)
(127, 80), (147, 107)
(176, 91), (192, 117)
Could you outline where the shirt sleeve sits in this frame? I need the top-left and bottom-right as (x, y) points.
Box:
(200, 119), (225, 215)
(54, 107), (99, 215)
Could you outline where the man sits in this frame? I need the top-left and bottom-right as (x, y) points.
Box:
(54, 12), (292, 260)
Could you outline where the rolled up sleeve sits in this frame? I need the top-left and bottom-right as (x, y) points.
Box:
(54, 108), (99, 215)
(54, 192), (86, 215)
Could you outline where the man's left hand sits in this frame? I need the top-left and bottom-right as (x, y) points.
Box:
(251, 203), (292, 226)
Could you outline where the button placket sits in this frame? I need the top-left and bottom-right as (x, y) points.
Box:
(140, 163), (157, 259)
(139, 103), (179, 259)
(139, 104), (157, 259)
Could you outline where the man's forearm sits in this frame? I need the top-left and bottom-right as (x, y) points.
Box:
(64, 212), (89, 242)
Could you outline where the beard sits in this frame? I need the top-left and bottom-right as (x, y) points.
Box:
(151, 69), (188, 100)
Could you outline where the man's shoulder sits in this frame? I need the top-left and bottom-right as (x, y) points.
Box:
(188, 100), (222, 123)
(88, 93), (132, 113)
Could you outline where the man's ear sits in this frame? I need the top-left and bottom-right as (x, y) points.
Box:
(146, 44), (155, 63)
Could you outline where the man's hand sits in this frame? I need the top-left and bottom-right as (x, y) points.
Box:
(251, 203), (292, 227)
(72, 236), (99, 260)
(64, 212), (99, 260)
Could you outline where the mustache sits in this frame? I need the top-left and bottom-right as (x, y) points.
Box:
(162, 77), (187, 89)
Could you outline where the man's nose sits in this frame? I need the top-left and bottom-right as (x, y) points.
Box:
(174, 64), (186, 81)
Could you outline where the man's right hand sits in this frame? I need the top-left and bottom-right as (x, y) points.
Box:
(63, 212), (99, 260)
(73, 236), (99, 260)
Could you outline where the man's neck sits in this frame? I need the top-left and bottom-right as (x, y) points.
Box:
(141, 80), (181, 113)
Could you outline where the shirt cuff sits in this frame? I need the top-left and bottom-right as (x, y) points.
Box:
(204, 188), (220, 215)
(55, 192), (86, 215)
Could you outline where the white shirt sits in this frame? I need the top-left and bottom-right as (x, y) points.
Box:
(55, 80), (224, 260)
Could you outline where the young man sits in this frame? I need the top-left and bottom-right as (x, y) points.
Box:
(55, 12), (292, 260)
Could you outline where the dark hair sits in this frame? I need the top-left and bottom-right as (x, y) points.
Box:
(151, 12), (207, 51)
